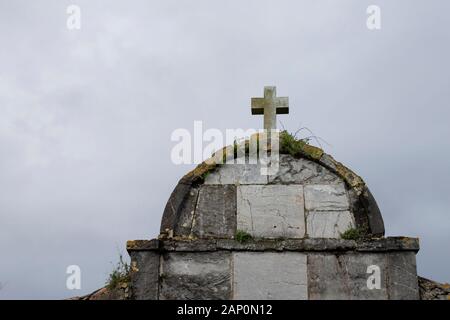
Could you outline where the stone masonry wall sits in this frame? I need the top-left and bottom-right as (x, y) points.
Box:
(127, 238), (420, 300)
(161, 155), (380, 241)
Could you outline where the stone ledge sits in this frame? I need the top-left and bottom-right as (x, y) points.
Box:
(126, 237), (419, 253)
(126, 239), (159, 251)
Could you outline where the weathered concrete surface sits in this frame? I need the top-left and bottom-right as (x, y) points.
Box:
(387, 252), (419, 299)
(204, 163), (268, 185)
(233, 252), (307, 300)
(191, 185), (237, 238)
(129, 251), (160, 300)
(237, 185), (305, 238)
(269, 155), (341, 184)
(159, 252), (231, 300)
(306, 211), (355, 238)
(304, 184), (350, 211)
(308, 253), (389, 300)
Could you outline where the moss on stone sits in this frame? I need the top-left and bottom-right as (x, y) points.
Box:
(236, 230), (253, 243)
(301, 144), (324, 160)
(334, 162), (365, 194)
(180, 161), (217, 185)
(340, 226), (369, 240)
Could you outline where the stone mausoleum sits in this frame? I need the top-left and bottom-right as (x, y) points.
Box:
(124, 87), (422, 300)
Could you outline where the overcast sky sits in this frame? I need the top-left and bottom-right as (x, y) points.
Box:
(0, 0), (449, 299)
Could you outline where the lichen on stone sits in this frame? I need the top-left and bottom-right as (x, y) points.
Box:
(180, 161), (217, 185)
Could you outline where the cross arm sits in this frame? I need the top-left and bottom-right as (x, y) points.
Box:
(274, 97), (289, 114)
(251, 98), (265, 114)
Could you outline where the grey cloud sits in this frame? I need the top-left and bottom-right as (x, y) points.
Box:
(0, 0), (449, 299)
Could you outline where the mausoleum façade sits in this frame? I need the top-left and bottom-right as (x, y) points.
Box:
(126, 129), (420, 300)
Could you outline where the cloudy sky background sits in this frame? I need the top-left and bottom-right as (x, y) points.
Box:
(0, 0), (449, 299)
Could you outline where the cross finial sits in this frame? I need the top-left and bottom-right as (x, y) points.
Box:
(251, 86), (289, 130)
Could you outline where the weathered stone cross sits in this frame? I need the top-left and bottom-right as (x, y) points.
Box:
(251, 86), (289, 130)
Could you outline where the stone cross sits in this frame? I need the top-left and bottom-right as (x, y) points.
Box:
(251, 86), (289, 130)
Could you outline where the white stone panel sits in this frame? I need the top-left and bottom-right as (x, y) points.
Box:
(204, 162), (268, 185)
(304, 184), (350, 211)
(306, 211), (355, 238)
(237, 185), (305, 238)
(233, 252), (308, 300)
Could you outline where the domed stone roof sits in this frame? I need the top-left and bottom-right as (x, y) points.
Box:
(160, 133), (385, 240)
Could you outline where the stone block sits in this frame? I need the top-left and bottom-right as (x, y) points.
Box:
(363, 187), (385, 236)
(304, 184), (350, 211)
(160, 252), (232, 300)
(308, 253), (388, 300)
(306, 211), (355, 238)
(161, 183), (195, 234)
(387, 252), (419, 299)
(129, 251), (160, 300)
(204, 162), (268, 185)
(173, 186), (199, 237)
(318, 153), (338, 172)
(269, 155), (341, 184)
(191, 185), (236, 238)
(237, 185), (305, 238)
(347, 187), (370, 232)
(233, 252), (308, 299)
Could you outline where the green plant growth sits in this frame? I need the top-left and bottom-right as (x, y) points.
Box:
(340, 227), (363, 240)
(210, 130), (314, 166)
(235, 230), (253, 243)
(106, 253), (131, 290)
(279, 130), (310, 157)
